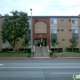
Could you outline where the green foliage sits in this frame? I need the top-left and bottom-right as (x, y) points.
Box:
(27, 53), (31, 57)
(49, 51), (57, 57)
(51, 38), (59, 53)
(69, 36), (78, 48)
(22, 38), (29, 48)
(65, 47), (79, 52)
(5, 47), (9, 52)
(2, 47), (9, 52)
(51, 38), (59, 48)
(24, 49), (31, 53)
(1, 10), (29, 51)
(65, 47), (70, 52)
(50, 51), (53, 56)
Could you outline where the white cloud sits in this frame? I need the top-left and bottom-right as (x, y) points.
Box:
(60, 0), (80, 5)
(0, 0), (80, 16)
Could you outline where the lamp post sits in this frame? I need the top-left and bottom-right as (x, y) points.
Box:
(30, 8), (33, 57)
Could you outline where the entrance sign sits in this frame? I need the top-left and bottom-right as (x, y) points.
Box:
(35, 22), (47, 33)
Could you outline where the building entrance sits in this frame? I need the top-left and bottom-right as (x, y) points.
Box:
(35, 38), (47, 46)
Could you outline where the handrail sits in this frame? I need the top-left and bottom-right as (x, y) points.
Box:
(47, 45), (52, 53)
(33, 45), (35, 53)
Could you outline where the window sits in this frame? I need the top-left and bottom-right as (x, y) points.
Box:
(72, 20), (75, 23)
(50, 19), (57, 24)
(51, 34), (57, 39)
(61, 29), (64, 31)
(72, 29), (78, 40)
(62, 39), (65, 41)
(51, 29), (57, 39)
(75, 29), (78, 34)
(72, 20), (78, 24)
(3, 40), (8, 44)
(72, 29), (78, 34)
(61, 19), (64, 22)
(51, 29), (57, 34)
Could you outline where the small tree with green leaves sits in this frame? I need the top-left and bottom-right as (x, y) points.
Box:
(1, 10), (29, 51)
(69, 36), (78, 52)
(51, 38), (59, 52)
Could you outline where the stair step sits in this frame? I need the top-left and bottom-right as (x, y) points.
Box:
(34, 46), (49, 57)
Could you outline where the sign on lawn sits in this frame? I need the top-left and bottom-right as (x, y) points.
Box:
(73, 74), (80, 80)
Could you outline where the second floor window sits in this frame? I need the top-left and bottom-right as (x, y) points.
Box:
(72, 20), (78, 24)
(72, 29), (78, 34)
(51, 29), (57, 39)
(50, 19), (57, 24)
(51, 29), (57, 34)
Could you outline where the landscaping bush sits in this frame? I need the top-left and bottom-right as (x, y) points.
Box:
(27, 53), (31, 57)
(1, 47), (9, 52)
(51, 48), (63, 52)
(25, 49), (31, 53)
(19, 48), (31, 53)
(65, 47), (79, 52)
(49, 51), (53, 57)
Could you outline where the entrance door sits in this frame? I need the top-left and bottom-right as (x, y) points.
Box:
(35, 39), (41, 46)
(35, 38), (47, 46)
(43, 38), (47, 46)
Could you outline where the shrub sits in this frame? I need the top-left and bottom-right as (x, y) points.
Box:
(2, 47), (9, 52)
(65, 47), (79, 52)
(49, 51), (55, 57)
(27, 53), (31, 57)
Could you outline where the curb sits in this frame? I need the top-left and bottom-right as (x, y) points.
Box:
(0, 57), (80, 60)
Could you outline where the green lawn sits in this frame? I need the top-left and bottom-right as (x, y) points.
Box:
(0, 52), (31, 58)
(0, 52), (80, 58)
(55, 52), (80, 57)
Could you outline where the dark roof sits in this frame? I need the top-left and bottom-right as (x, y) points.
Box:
(29, 16), (79, 18)
(0, 16), (79, 19)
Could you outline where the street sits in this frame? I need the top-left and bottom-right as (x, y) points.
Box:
(0, 59), (80, 80)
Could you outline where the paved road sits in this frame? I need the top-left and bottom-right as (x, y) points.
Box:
(0, 59), (80, 80)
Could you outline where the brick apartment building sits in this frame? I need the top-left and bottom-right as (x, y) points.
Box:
(0, 14), (80, 51)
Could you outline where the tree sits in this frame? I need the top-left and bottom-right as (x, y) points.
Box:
(69, 36), (78, 52)
(51, 38), (59, 52)
(1, 10), (29, 51)
(22, 31), (30, 48)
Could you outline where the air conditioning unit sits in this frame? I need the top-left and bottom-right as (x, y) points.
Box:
(69, 29), (71, 31)
(35, 19), (38, 22)
(69, 19), (71, 21)
(57, 29), (60, 31)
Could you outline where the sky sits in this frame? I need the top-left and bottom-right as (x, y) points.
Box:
(0, 0), (80, 16)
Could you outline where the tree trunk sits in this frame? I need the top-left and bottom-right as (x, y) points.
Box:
(12, 45), (15, 52)
(13, 39), (16, 52)
(54, 46), (55, 53)
(13, 47), (15, 52)
(72, 48), (73, 52)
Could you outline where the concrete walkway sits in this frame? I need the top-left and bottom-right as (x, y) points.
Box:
(34, 46), (49, 57)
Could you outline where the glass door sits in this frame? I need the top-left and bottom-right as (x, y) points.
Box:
(35, 39), (41, 46)
(35, 38), (47, 46)
(43, 38), (47, 46)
